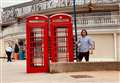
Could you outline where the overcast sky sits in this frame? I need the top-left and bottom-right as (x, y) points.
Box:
(0, 0), (32, 8)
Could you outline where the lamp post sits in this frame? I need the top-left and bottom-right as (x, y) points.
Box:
(73, 0), (78, 60)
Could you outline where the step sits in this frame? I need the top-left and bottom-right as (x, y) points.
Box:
(50, 62), (120, 73)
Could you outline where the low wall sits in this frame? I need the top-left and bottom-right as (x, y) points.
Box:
(50, 62), (120, 73)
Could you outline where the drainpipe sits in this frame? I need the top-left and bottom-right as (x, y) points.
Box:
(113, 33), (118, 61)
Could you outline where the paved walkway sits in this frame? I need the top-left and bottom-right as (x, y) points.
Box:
(0, 60), (120, 83)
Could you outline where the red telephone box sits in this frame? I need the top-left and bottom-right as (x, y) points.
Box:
(50, 13), (74, 62)
(26, 15), (49, 73)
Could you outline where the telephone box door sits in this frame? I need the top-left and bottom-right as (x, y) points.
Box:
(50, 14), (74, 62)
(26, 15), (49, 73)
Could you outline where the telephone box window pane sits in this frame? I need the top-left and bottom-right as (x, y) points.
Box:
(30, 28), (44, 67)
(56, 27), (69, 62)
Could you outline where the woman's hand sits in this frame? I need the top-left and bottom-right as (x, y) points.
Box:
(90, 50), (93, 55)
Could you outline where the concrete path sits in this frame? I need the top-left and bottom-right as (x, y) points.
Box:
(0, 60), (120, 83)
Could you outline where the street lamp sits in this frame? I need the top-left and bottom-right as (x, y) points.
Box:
(73, 0), (78, 60)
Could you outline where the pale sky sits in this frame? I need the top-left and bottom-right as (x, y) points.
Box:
(0, 0), (32, 8)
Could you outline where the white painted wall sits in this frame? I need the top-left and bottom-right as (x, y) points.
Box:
(89, 34), (114, 61)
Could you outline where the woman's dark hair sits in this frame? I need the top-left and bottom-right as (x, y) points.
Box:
(81, 29), (88, 36)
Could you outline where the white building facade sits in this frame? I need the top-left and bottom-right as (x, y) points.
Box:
(0, 0), (120, 62)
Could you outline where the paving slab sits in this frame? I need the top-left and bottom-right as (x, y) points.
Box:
(0, 60), (120, 83)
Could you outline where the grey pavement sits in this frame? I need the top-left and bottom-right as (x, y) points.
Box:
(0, 60), (120, 83)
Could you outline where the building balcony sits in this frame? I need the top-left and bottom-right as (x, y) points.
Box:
(0, 23), (25, 39)
(76, 15), (120, 28)
(1, 15), (120, 39)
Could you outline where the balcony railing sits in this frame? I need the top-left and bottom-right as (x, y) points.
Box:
(1, 23), (25, 38)
(76, 15), (120, 27)
(1, 15), (120, 38)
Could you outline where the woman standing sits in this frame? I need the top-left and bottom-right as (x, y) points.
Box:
(77, 29), (94, 62)
(14, 43), (19, 60)
(5, 45), (13, 62)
